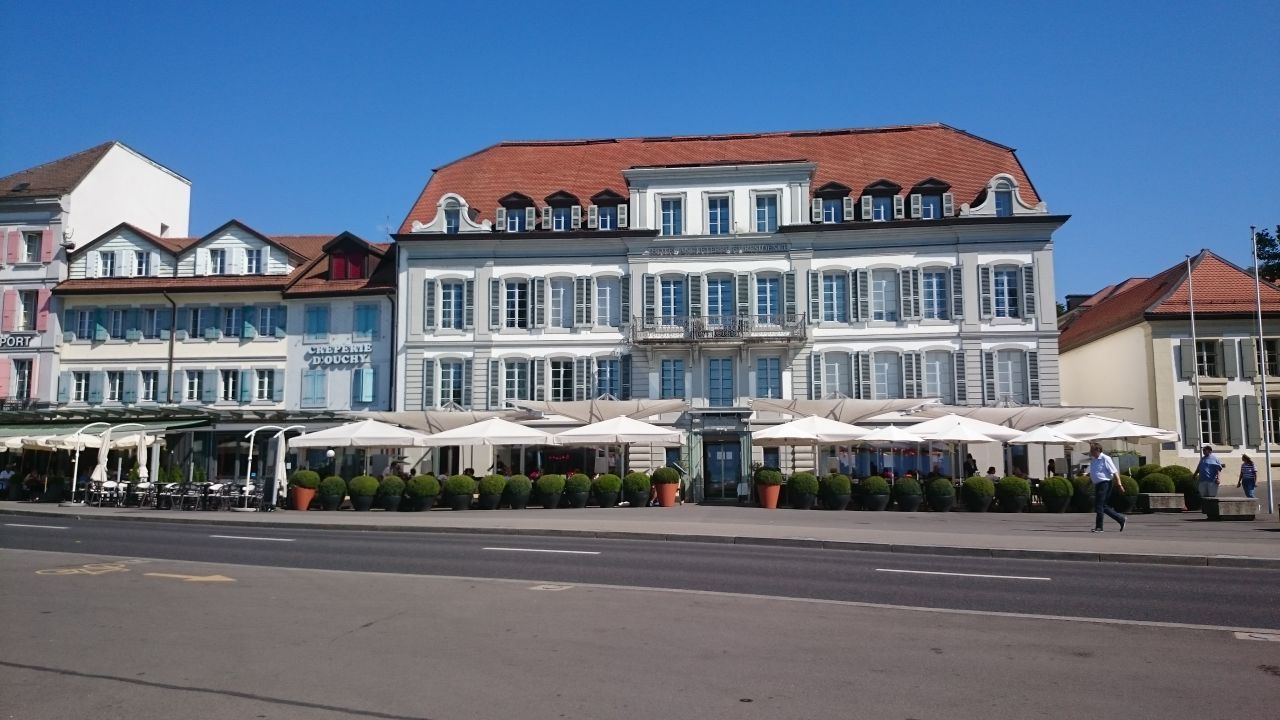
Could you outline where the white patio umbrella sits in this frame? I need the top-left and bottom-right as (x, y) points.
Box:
(1052, 414), (1178, 443)
(751, 415), (869, 445)
(89, 427), (113, 482)
(273, 434), (290, 504)
(416, 417), (558, 447)
(134, 434), (150, 480)
(555, 416), (683, 446)
(1008, 426), (1082, 445)
(906, 413), (1023, 442)
(289, 419), (432, 448)
(1075, 420), (1176, 442)
(858, 425), (927, 444)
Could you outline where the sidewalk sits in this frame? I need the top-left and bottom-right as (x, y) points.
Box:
(3, 500), (1278, 569)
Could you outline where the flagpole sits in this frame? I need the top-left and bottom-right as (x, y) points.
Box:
(1251, 225), (1274, 514)
(1187, 255), (1203, 449)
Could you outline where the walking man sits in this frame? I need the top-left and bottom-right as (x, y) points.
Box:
(1194, 445), (1224, 499)
(1087, 443), (1126, 532)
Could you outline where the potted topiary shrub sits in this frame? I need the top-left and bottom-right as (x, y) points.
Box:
(893, 477), (923, 512)
(961, 476), (995, 512)
(289, 469), (320, 511)
(1139, 472), (1175, 494)
(443, 475), (477, 510)
(1069, 476), (1095, 513)
(405, 474), (440, 511)
(996, 476), (1030, 513)
(347, 475), (379, 511)
(787, 472), (819, 510)
(755, 468), (784, 509)
(861, 476), (891, 511)
(318, 475), (347, 510)
(564, 473), (592, 508)
(1109, 474), (1138, 514)
(378, 475), (405, 512)
(593, 473), (621, 508)
(651, 467), (681, 507)
(1162, 465), (1198, 510)
(1130, 463), (1161, 481)
(536, 474), (566, 509)
(1039, 476), (1072, 513)
(504, 474), (532, 509)
(622, 472), (650, 508)
(925, 478), (956, 512)
(1137, 472), (1181, 512)
(477, 475), (507, 510)
(819, 473), (852, 510)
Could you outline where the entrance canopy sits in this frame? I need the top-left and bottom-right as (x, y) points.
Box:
(290, 419), (431, 448)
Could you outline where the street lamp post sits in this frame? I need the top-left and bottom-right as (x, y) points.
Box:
(1252, 225), (1275, 514)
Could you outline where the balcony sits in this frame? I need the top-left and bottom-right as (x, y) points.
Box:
(626, 314), (807, 345)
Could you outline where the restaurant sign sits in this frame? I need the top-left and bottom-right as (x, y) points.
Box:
(0, 334), (35, 349)
(306, 343), (373, 366)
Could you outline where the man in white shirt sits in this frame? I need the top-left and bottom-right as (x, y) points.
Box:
(1087, 443), (1127, 532)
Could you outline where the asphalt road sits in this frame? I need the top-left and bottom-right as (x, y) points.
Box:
(3, 517), (1279, 630)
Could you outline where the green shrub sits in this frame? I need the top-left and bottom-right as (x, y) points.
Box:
(962, 476), (995, 497)
(1140, 472), (1175, 493)
(651, 467), (681, 485)
(1162, 465), (1195, 494)
(378, 476), (405, 497)
(893, 477), (922, 498)
(593, 473), (622, 493)
(348, 475), (379, 497)
(821, 473), (852, 495)
(405, 474), (440, 497)
(925, 478), (955, 497)
(755, 469), (784, 486)
(319, 475), (347, 496)
(536, 474), (566, 494)
(506, 474), (532, 494)
(862, 476), (890, 495)
(1039, 476), (1073, 498)
(1071, 475), (1093, 496)
(1130, 463), (1162, 481)
(443, 475), (477, 496)
(478, 474), (507, 496)
(1117, 474), (1139, 497)
(290, 470), (321, 489)
(565, 473), (592, 492)
(788, 472), (819, 494)
(996, 477), (1031, 499)
(622, 472), (650, 492)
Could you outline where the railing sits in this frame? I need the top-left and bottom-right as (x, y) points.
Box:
(626, 314), (807, 343)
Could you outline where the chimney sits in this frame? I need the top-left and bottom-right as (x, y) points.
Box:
(1065, 294), (1091, 311)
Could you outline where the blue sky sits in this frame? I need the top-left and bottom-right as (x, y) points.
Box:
(2, 0), (1276, 298)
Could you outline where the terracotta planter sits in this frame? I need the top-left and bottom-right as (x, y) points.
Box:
(290, 487), (316, 511)
(656, 484), (679, 507)
(758, 484), (781, 509)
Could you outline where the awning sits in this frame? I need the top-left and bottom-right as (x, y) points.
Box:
(355, 410), (530, 433)
(903, 405), (1131, 432)
(512, 399), (688, 423)
(751, 398), (938, 424)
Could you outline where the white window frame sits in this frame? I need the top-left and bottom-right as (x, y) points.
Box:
(660, 277), (685, 324)
(659, 195), (683, 237)
(754, 192), (779, 233)
(22, 232), (41, 263)
(72, 372), (89, 402)
(548, 278), (573, 329)
(109, 309), (126, 339)
(549, 358), (574, 402)
(659, 358), (685, 399)
(11, 359), (32, 400)
(209, 249), (227, 275)
(822, 272), (848, 323)
(993, 266), (1021, 319)
(552, 206), (572, 232)
(221, 369), (239, 402)
(141, 370), (158, 402)
(100, 252), (117, 278)
(135, 250), (151, 277)
(256, 369), (273, 401)
(705, 275), (733, 322)
(870, 269), (899, 322)
(256, 306), (275, 338)
(995, 349), (1028, 403)
(17, 290), (37, 332)
(872, 352), (901, 399)
(705, 194), (732, 236)
(503, 359), (529, 407)
(755, 356), (782, 399)
(922, 351), (954, 404)
(440, 281), (465, 330)
(439, 361), (466, 406)
(106, 371), (123, 402)
(595, 276), (621, 327)
(756, 275), (780, 323)
(75, 311), (93, 340)
(245, 248), (262, 274)
(921, 270), (949, 320)
(186, 371), (202, 402)
(504, 279), (529, 329)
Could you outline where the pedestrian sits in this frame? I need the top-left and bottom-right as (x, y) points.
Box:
(964, 453), (978, 478)
(1087, 443), (1126, 532)
(1238, 455), (1257, 499)
(1194, 445), (1224, 499)
(1046, 458), (1057, 477)
(985, 466), (999, 482)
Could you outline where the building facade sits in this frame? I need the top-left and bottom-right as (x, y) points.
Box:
(396, 124), (1067, 494)
(0, 141), (189, 408)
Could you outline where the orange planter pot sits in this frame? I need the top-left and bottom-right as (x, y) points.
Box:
(656, 484), (678, 507)
(758, 484), (780, 509)
(290, 487), (316, 511)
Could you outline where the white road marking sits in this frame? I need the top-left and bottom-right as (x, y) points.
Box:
(876, 568), (1051, 581)
(483, 547), (600, 555)
(209, 535), (295, 542)
(530, 584), (574, 591)
(1233, 632), (1280, 641)
(4, 523), (68, 530)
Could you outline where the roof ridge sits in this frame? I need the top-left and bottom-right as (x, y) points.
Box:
(495, 122), (949, 148)
(0, 140), (117, 185)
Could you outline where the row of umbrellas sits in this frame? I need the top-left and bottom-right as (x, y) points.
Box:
(288, 415), (682, 449)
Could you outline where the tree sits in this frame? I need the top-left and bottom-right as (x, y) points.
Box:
(1255, 226), (1280, 281)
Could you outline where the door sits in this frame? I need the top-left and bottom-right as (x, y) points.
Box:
(703, 439), (741, 500)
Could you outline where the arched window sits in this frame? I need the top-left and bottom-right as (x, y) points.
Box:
(443, 199), (461, 235)
(994, 180), (1014, 218)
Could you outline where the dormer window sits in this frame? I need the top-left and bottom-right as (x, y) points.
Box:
(872, 197), (893, 222)
(811, 182), (853, 224)
(909, 179), (954, 220)
(245, 248), (263, 275)
(588, 189), (629, 231)
(994, 181), (1014, 217)
(543, 191), (581, 232)
(331, 250), (366, 280)
(209, 249), (227, 275)
(495, 192), (534, 232)
(553, 207), (573, 231)
(860, 180), (904, 222)
(444, 200), (461, 234)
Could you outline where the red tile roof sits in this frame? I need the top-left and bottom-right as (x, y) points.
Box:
(0, 141), (116, 198)
(400, 123), (1042, 232)
(284, 239), (396, 297)
(1059, 250), (1280, 352)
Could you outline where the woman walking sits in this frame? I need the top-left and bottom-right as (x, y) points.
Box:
(1238, 455), (1258, 499)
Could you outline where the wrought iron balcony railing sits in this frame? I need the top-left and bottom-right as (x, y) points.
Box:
(626, 314), (807, 343)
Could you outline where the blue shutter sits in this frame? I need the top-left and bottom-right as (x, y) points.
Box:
(174, 306), (189, 338)
(301, 370), (314, 407)
(243, 307), (257, 338)
(275, 305), (288, 337)
(620, 354), (632, 400)
(156, 307), (172, 339)
(362, 367), (376, 404)
(87, 372), (104, 404)
(272, 369), (285, 402)
(239, 369), (253, 403)
(94, 310), (108, 341)
(202, 370), (217, 403)
(156, 370), (170, 404)
(315, 369), (327, 406)
(57, 372), (71, 403)
(122, 372), (138, 404)
(62, 309), (75, 340)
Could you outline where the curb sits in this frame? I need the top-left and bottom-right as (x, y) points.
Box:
(4, 507), (1279, 570)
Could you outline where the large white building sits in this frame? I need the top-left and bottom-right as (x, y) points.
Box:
(0, 141), (189, 408)
(396, 124), (1068, 496)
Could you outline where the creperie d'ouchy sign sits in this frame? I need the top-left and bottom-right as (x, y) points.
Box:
(305, 343), (373, 366)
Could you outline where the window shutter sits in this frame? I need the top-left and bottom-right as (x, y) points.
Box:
(149, 251), (160, 277)
(541, 206), (552, 230)
(899, 268), (921, 321)
(272, 370), (284, 402)
(893, 195), (905, 220)
(495, 207), (507, 231)
(40, 228), (54, 262)
(422, 359), (435, 409)
(300, 370), (314, 407)
(783, 271), (797, 320)
(157, 370), (170, 404)
(1181, 396), (1199, 448)
(364, 368), (377, 404)
(574, 277), (593, 327)
(202, 370), (217, 403)
(620, 354), (632, 400)
(856, 352), (872, 400)
(807, 270), (821, 320)
(489, 278), (501, 330)
(239, 369), (253, 403)
(979, 266), (993, 320)
(903, 352), (919, 399)
(620, 275), (630, 322)
(736, 272), (750, 320)
(571, 205), (582, 230)
(810, 352), (823, 399)
(810, 198), (822, 222)
(617, 203), (629, 228)
(910, 194), (922, 218)
(463, 279), (475, 328)
(274, 305), (287, 337)
(1021, 264), (1037, 319)
(174, 307), (188, 337)
(587, 205), (599, 229)
(860, 195), (872, 220)
(983, 351), (996, 404)
(1026, 351), (1040, 404)
(94, 309), (108, 341)
(1221, 340), (1239, 380)
(62, 309), (75, 340)
(533, 358), (546, 401)
(242, 306), (257, 338)
(525, 206), (537, 230)
(1178, 339), (1195, 380)
(942, 193), (954, 217)
(57, 372), (70, 403)
(117, 372), (137, 404)
(488, 359), (500, 410)
(423, 279), (436, 330)
(1245, 395), (1262, 447)
(196, 248), (208, 275)
(855, 269), (870, 323)
(89, 251), (100, 278)
(954, 351), (967, 404)
(532, 277), (546, 328)
(687, 273), (702, 318)
(1226, 395), (1244, 447)
(1242, 338), (1258, 378)
(461, 359), (472, 408)
(951, 266), (965, 320)
(156, 308), (171, 340)
(643, 274), (655, 322)
(87, 371), (104, 404)
(574, 357), (591, 401)
(842, 196), (855, 221)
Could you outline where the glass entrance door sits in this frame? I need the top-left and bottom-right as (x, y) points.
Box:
(703, 439), (741, 500)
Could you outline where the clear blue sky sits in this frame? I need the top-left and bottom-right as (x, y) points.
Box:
(2, 0), (1276, 299)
